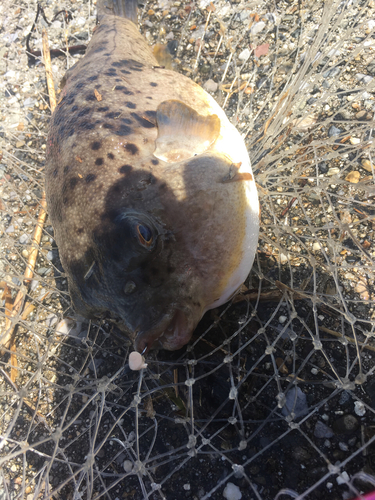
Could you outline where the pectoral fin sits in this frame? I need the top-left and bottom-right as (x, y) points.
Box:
(154, 100), (220, 163)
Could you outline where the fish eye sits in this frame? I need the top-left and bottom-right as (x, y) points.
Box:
(136, 224), (153, 247)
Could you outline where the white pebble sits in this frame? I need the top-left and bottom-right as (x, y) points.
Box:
(223, 482), (242, 500)
(250, 21), (265, 35)
(354, 401), (366, 416)
(280, 252), (288, 264)
(123, 460), (132, 473)
(336, 471), (350, 485)
(238, 48), (250, 61)
(129, 352), (148, 371)
(279, 315), (287, 324)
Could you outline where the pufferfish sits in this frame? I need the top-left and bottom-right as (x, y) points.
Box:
(45, 0), (259, 352)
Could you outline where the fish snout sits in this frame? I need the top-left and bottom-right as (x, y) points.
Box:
(134, 307), (198, 352)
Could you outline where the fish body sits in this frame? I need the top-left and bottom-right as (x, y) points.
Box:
(45, 0), (259, 351)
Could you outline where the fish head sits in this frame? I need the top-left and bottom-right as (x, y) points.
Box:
(66, 149), (258, 352)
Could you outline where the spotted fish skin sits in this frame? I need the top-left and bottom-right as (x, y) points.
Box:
(45, 1), (259, 351)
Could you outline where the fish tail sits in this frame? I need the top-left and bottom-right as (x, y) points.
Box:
(97, 0), (138, 24)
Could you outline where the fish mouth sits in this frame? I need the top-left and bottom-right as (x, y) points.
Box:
(134, 308), (195, 352)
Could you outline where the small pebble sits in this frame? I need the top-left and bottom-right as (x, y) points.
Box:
(314, 421), (334, 439)
(354, 401), (366, 416)
(223, 482), (242, 500)
(327, 167), (340, 176)
(250, 21), (265, 35)
(282, 387), (308, 417)
(129, 352), (148, 370)
(123, 460), (132, 473)
(345, 171), (360, 183)
(238, 48), (250, 61)
(328, 125), (342, 137)
(336, 471), (350, 485)
(203, 79), (218, 93)
(19, 233), (30, 244)
(333, 414), (359, 434)
(361, 159), (374, 172)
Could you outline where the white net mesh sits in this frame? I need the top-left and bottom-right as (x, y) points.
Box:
(1, 0), (375, 498)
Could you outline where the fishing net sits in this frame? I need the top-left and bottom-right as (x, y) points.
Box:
(1, 0), (375, 498)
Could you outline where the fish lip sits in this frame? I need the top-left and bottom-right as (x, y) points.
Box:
(134, 308), (195, 352)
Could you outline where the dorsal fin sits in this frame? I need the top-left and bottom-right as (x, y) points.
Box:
(154, 100), (220, 163)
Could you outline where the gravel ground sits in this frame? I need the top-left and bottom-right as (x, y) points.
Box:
(1, 0), (375, 499)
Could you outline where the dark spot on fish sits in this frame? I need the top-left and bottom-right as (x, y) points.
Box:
(107, 153), (115, 160)
(64, 166), (70, 174)
(167, 266), (176, 274)
(126, 102), (136, 109)
(70, 177), (79, 189)
(72, 105), (78, 112)
(85, 94), (96, 102)
(57, 125), (66, 137)
(115, 86), (126, 91)
(78, 108), (90, 117)
(131, 68), (143, 72)
(77, 227), (84, 234)
(145, 110), (157, 121)
(119, 164), (132, 174)
(67, 128), (75, 137)
(131, 112), (155, 128)
(63, 197), (68, 205)
(121, 118), (132, 125)
(88, 75), (99, 81)
(95, 158), (104, 166)
(151, 158), (159, 165)
(76, 82), (85, 89)
(79, 121), (95, 130)
(104, 52), (111, 56)
(115, 124), (132, 136)
(65, 94), (75, 105)
(104, 71), (116, 77)
(103, 123), (114, 129)
(106, 111), (119, 119)
(146, 96), (153, 99)
(91, 141), (101, 150)
(124, 143), (139, 155)
(52, 168), (58, 178)
(85, 174), (96, 183)
(97, 106), (109, 112)
(150, 82), (158, 87)
(112, 61), (122, 67)
(160, 182), (167, 190)
(93, 47), (106, 53)
(119, 59), (144, 68)
(120, 69), (131, 75)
